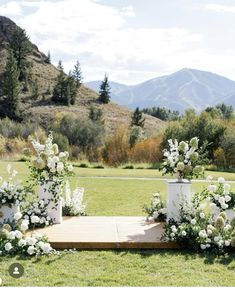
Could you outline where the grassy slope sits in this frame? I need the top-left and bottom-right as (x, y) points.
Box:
(0, 161), (235, 286)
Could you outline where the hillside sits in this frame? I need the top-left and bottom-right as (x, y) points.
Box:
(86, 68), (235, 112)
(0, 16), (164, 136)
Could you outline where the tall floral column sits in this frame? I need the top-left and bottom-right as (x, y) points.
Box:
(0, 165), (27, 224)
(29, 133), (74, 224)
(160, 137), (204, 222)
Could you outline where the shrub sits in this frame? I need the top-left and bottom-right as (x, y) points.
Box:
(129, 137), (163, 164)
(53, 132), (69, 152)
(102, 126), (129, 166)
(58, 115), (104, 152)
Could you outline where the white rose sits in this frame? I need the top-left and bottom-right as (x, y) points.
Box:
(200, 244), (207, 250)
(225, 195), (231, 202)
(27, 246), (35, 255)
(207, 229), (212, 236)
(224, 240), (230, 246)
(18, 239), (26, 247)
(26, 237), (37, 246)
(14, 212), (22, 221)
(181, 231), (187, 236)
(8, 231), (16, 240)
(68, 164), (73, 172)
(214, 236), (220, 242)
(21, 220), (29, 232)
(206, 175), (213, 181)
(42, 243), (52, 254)
(221, 203), (228, 210)
(4, 242), (12, 251)
(191, 219), (196, 225)
(15, 230), (22, 240)
(208, 185), (217, 193)
(199, 230), (207, 238)
(218, 177), (225, 184)
(200, 212), (205, 219)
(224, 224), (232, 231)
(31, 216), (40, 224)
(57, 162), (64, 173)
(153, 211), (159, 219)
(59, 152), (66, 158)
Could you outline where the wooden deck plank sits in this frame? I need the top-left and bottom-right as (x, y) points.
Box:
(33, 216), (180, 249)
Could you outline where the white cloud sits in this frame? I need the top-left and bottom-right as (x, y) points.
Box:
(205, 4), (235, 13)
(2, 0), (235, 84)
(0, 1), (22, 16)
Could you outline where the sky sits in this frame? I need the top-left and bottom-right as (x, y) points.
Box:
(0, 0), (235, 84)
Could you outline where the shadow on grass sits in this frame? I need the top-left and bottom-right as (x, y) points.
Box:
(111, 249), (235, 266)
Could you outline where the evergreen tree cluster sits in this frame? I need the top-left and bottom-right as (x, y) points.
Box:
(142, 106), (180, 121)
(52, 60), (82, 106)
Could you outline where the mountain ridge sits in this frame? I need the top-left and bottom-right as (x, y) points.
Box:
(86, 68), (235, 112)
(0, 15), (164, 136)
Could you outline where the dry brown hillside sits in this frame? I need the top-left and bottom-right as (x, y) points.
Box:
(0, 16), (165, 136)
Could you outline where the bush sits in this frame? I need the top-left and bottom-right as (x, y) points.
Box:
(53, 132), (69, 151)
(0, 118), (38, 139)
(129, 137), (163, 164)
(102, 126), (129, 166)
(58, 115), (104, 152)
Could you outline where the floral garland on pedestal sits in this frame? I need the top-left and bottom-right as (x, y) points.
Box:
(29, 133), (74, 223)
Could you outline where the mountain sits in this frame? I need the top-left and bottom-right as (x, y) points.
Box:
(86, 68), (235, 112)
(0, 16), (164, 136)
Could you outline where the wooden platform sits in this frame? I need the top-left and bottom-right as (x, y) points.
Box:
(33, 216), (180, 249)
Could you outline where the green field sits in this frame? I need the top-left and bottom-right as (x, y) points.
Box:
(0, 161), (235, 286)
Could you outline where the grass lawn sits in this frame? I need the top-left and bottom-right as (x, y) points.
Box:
(0, 161), (235, 286)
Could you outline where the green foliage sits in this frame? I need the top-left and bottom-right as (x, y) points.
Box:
(129, 125), (144, 148)
(9, 27), (32, 83)
(89, 106), (104, 123)
(0, 118), (37, 139)
(52, 132), (69, 151)
(98, 74), (111, 104)
(31, 79), (39, 100)
(216, 103), (234, 119)
(57, 115), (104, 152)
(131, 107), (145, 128)
(142, 106), (180, 121)
(72, 60), (82, 88)
(52, 69), (77, 106)
(205, 103), (234, 120)
(162, 109), (226, 160)
(220, 127), (235, 168)
(1, 49), (21, 120)
(45, 50), (51, 64)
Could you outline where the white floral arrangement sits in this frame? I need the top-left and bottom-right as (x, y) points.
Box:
(0, 165), (28, 208)
(163, 186), (235, 253)
(62, 181), (86, 216)
(0, 217), (53, 256)
(22, 200), (53, 229)
(29, 133), (74, 183)
(202, 176), (235, 211)
(161, 137), (204, 181)
(144, 193), (166, 222)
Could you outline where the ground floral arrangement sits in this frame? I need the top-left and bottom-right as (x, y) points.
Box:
(0, 133), (86, 257)
(145, 176), (235, 253)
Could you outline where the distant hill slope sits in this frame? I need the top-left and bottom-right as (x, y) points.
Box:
(0, 16), (165, 136)
(86, 68), (235, 112)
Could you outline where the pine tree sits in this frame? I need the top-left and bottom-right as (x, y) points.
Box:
(52, 67), (66, 103)
(72, 60), (82, 88)
(2, 49), (21, 120)
(45, 50), (51, 64)
(131, 107), (145, 128)
(98, 74), (111, 104)
(57, 60), (63, 70)
(9, 27), (32, 82)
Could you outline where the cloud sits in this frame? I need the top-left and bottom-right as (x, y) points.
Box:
(205, 3), (235, 13)
(2, 0), (235, 84)
(0, 1), (22, 16)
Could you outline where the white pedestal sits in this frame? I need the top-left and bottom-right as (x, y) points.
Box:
(39, 181), (62, 224)
(0, 204), (20, 224)
(167, 180), (191, 222)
